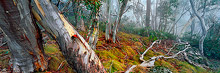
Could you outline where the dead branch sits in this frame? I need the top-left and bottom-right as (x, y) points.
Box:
(140, 40), (160, 62)
(57, 61), (65, 71)
(166, 42), (188, 55)
(183, 52), (210, 69)
(125, 41), (191, 73)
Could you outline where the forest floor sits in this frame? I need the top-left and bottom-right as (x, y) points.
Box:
(0, 31), (220, 73)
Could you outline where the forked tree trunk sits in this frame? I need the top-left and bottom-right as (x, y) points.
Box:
(0, 0), (48, 72)
(112, 0), (128, 43)
(190, 0), (207, 56)
(32, 0), (106, 72)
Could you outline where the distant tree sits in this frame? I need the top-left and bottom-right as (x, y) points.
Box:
(146, 0), (151, 27)
(105, 0), (129, 43)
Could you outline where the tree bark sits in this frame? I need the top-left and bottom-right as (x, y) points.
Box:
(190, 0), (207, 56)
(87, 14), (99, 49)
(112, 0), (129, 43)
(0, 0), (48, 72)
(105, 0), (111, 42)
(146, 0), (151, 27)
(31, 0), (106, 72)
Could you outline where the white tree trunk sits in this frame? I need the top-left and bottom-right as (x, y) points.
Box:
(190, 0), (207, 56)
(32, 0), (106, 72)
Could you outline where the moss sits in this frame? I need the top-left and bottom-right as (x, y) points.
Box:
(122, 46), (136, 57)
(112, 60), (126, 71)
(142, 50), (156, 60)
(44, 44), (59, 54)
(195, 66), (207, 73)
(95, 50), (118, 60)
(141, 37), (150, 45)
(103, 60), (126, 72)
(48, 56), (62, 71)
(133, 65), (146, 73)
(134, 42), (143, 47)
(109, 49), (125, 58)
(178, 61), (197, 73)
(96, 41), (103, 47)
(160, 60), (179, 73)
(133, 55), (140, 62)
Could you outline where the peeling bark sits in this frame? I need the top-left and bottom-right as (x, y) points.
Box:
(31, 0), (106, 72)
(0, 0), (48, 72)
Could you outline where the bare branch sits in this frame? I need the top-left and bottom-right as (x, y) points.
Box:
(126, 41), (191, 73)
(140, 40), (160, 61)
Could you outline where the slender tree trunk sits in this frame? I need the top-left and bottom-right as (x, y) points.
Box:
(112, 0), (128, 43)
(146, 0), (151, 27)
(87, 13), (99, 49)
(72, 0), (79, 26)
(180, 16), (196, 36)
(191, 18), (195, 38)
(77, 12), (86, 31)
(105, 0), (111, 42)
(0, 0), (48, 72)
(190, 0), (207, 56)
(32, 0), (106, 72)
(154, 0), (159, 30)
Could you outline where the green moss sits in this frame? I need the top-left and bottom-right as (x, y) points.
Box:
(133, 55), (140, 62)
(48, 56), (62, 71)
(142, 50), (156, 60)
(44, 44), (59, 54)
(109, 49), (125, 58)
(96, 41), (103, 47)
(122, 46), (136, 57)
(112, 60), (126, 71)
(133, 65), (146, 73)
(95, 50), (118, 60)
(141, 37), (150, 44)
(195, 66), (207, 73)
(160, 60), (179, 73)
(179, 61), (197, 73)
(103, 60), (126, 72)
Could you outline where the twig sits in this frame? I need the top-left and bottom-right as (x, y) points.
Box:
(166, 42), (187, 55)
(109, 60), (113, 73)
(57, 61), (65, 71)
(126, 41), (191, 73)
(140, 40), (160, 62)
(183, 52), (210, 69)
(138, 38), (146, 47)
